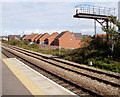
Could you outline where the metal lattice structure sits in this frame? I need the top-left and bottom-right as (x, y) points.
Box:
(73, 4), (116, 39)
(75, 4), (115, 17)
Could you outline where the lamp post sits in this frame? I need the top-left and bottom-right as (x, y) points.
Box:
(118, 1), (120, 21)
(59, 46), (61, 55)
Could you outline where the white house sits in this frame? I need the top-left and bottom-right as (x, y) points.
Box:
(1, 36), (8, 41)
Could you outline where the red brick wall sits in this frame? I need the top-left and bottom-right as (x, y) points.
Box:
(34, 34), (42, 43)
(31, 35), (39, 42)
(54, 39), (59, 46)
(60, 32), (81, 48)
(54, 32), (82, 49)
(38, 33), (50, 44)
(48, 38), (56, 45)
(47, 32), (59, 45)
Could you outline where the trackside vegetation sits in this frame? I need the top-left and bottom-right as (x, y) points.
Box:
(2, 16), (120, 73)
(3, 36), (120, 73)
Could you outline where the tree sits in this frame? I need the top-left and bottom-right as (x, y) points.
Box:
(81, 35), (92, 47)
(102, 16), (120, 54)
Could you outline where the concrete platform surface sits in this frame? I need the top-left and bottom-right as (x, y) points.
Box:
(2, 61), (32, 95)
(2, 58), (77, 95)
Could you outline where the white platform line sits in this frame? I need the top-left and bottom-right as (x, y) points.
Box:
(14, 58), (78, 96)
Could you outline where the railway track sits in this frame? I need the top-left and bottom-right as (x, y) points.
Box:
(2, 46), (96, 96)
(2, 44), (120, 96)
(3, 44), (120, 78)
(2, 44), (120, 85)
(2, 49), (89, 96)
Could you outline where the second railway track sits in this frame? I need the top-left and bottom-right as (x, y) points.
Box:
(2, 44), (120, 86)
(2, 44), (120, 96)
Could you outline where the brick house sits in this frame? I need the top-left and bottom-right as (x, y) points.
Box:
(54, 31), (83, 49)
(37, 33), (50, 44)
(45, 32), (59, 45)
(8, 35), (21, 41)
(22, 34), (31, 41)
(22, 33), (39, 42)
(34, 34), (42, 43)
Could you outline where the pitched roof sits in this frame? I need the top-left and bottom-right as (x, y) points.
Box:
(28, 34), (38, 39)
(48, 32), (59, 39)
(39, 33), (49, 39)
(73, 33), (83, 39)
(34, 34), (42, 41)
(22, 34), (31, 39)
(55, 31), (69, 39)
(1, 36), (8, 38)
(22, 33), (38, 40)
(9, 35), (20, 37)
(8, 35), (21, 39)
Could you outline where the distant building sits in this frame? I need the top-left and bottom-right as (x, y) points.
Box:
(37, 33), (50, 44)
(34, 34), (42, 43)
(21, 35), (26, 40)
(72, 33), (83, 39)
(45, 32), (59, 45)
(21, 32), (85, 49)
(8, 35), (21, 41)
(96, 34), (106, 37)
(22, 33), (39, 42)
(54, 31), (83, 49)
(0, 36), (8, 41)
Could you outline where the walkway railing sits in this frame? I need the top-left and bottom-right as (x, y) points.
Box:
(75, 4), (115, 16)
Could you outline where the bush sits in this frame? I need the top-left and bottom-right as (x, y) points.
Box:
(7, 39), (29, 46)
(94, 61), (120, 73)
(5, 38), (120, 73)
(8, 39), (21, 46)
(21, 40), (29, 45)
(2, 40), (8, 43)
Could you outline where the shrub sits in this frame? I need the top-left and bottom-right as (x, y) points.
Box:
(64, 56), (73, 61)
(5, 38), (120, 73)
(2, 40), (8, 43)
(94, 61), (120, 73)
(21, 40), (29, 45)
(8, 39), (21, 46)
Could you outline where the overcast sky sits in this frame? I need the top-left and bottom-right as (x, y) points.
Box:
(0, 1), (119, 36)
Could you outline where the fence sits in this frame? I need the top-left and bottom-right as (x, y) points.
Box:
(75, 4), (115, 16)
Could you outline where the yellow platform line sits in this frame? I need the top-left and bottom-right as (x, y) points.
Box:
(3, 58), (45, 95)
